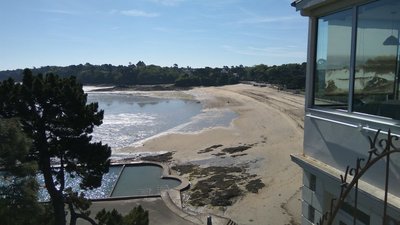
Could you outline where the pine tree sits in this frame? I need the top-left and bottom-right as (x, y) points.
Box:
(0, 69), (111, 225)
(0, 118), (52, 225)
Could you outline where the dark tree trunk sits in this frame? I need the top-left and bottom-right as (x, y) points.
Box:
(68, 202), (97, 225)
(41, 165), (67, 225)
(52, 193), (67, 225)
(42, 159), (67, 225)
(39, 129), (67, 225)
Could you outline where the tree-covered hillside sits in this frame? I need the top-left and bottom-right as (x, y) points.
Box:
(0, 62), (306, 89)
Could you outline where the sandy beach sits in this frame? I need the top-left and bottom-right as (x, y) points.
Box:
(118, 83), (305, 225)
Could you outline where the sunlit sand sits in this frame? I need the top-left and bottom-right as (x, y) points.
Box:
(119, 83), (305, 225)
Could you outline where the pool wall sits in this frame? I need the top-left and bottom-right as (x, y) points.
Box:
(91, 161), (190, 202)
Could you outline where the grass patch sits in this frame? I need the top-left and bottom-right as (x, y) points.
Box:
(140, 152), (173, 163)
(221, 145), (253, 154)
(171, 164), (197, 175)
(245, 179), (265, 193)
(173, 163), (265, 207)
(231, 153), (248, 158)
(189, 175), (243, 207)
(198, 144), (223, 154)
(172, 165), (244, 177)
(212, 152), (226, 157)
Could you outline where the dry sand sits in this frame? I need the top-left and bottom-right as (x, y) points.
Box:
(118, 84), (305, 225)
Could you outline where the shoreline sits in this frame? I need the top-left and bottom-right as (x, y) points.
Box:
(116, 84), (305, 225)
(104, 88), (238, 152)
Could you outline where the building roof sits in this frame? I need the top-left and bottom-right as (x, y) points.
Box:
(291, 0), (330, 11)
(292, 0), (371, 15)
(291, 0), (303, 7)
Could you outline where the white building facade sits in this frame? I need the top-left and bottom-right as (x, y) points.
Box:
(291, 0), (400, 224)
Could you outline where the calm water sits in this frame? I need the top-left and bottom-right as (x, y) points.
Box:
(35, 164), (181, 201)
(37, 166), (122, 201)
(2, 88), (237, 201)
(86, 89), (237, 150)
(111, 165), (181, 197)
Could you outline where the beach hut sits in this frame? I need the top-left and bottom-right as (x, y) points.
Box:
(291, 0), (400, 224)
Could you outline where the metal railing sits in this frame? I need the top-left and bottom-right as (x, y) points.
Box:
(317, 129), (400, 225)
(307, 114), (400, 137)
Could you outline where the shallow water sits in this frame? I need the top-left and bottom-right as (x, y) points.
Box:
(111, 165), (181, 197)
(37, 166), (122, 201)
(35, 164), (181, 201)
(3, 89), (237, 201)
(86, 90), (237, 150)
(88, 92), (203, 149)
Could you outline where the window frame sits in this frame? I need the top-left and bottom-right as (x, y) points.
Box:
(310, 0), (400, 123)
(310, 173), (317, 191)
(312, 7), (355, 108)
(308, 204), (316, 223)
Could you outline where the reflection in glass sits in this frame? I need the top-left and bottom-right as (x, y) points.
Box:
(313, 0), (400, 120)
(314, 9), (353, 108)
(353, 0), (400, 119)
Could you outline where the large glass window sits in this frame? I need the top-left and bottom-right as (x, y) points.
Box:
(308, 205), (315, 223)
(309, 173), (316, 191)
(353, 0), (400, 119)
(314, 9), (353, 109)
(313, 0), (400, 120)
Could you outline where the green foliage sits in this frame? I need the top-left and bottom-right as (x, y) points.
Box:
(250, 63), (306, 89)
(96, 209), (124, 225)
(0, 62), (306, 89)
(0, 118), (35, 176)
(0, 118), (52, 225)
(65, 188), (92, 217)
(96, 206), (149, 225)
(123, 205), (149, 225)
(0, 69), (111, 225)
(175, 74), (201, 87)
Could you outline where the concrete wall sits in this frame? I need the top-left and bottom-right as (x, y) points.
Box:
(303, 109), (400, 197)
(300, 168), (400, 224)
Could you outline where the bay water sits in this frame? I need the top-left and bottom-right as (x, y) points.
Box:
(3, 87), (238, 201)
(85, 88), (237, 151)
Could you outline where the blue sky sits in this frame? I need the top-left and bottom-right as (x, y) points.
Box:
(0, 0), (308, 70)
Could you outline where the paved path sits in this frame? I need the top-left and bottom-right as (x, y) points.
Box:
(77, 197), (197, 225)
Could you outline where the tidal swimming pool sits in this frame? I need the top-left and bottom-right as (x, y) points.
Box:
(36, 163), (182, 201)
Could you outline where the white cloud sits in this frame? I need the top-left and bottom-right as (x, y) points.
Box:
(149, 0), (185, 6)
(153, 27), (171, 32)
(119, 9), (159, 17)
(153, 26), (206, 34)
(40, 9), (79, 15)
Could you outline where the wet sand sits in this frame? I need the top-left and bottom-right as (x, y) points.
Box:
(118, 84), (305, 225)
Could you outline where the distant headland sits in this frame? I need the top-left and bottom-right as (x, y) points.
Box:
(0, 61), (306, 90)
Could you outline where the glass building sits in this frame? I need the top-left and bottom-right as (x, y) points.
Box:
(291, 0), (400, 224)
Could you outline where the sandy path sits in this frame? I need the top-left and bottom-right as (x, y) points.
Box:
(119, 84), (305, 225)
